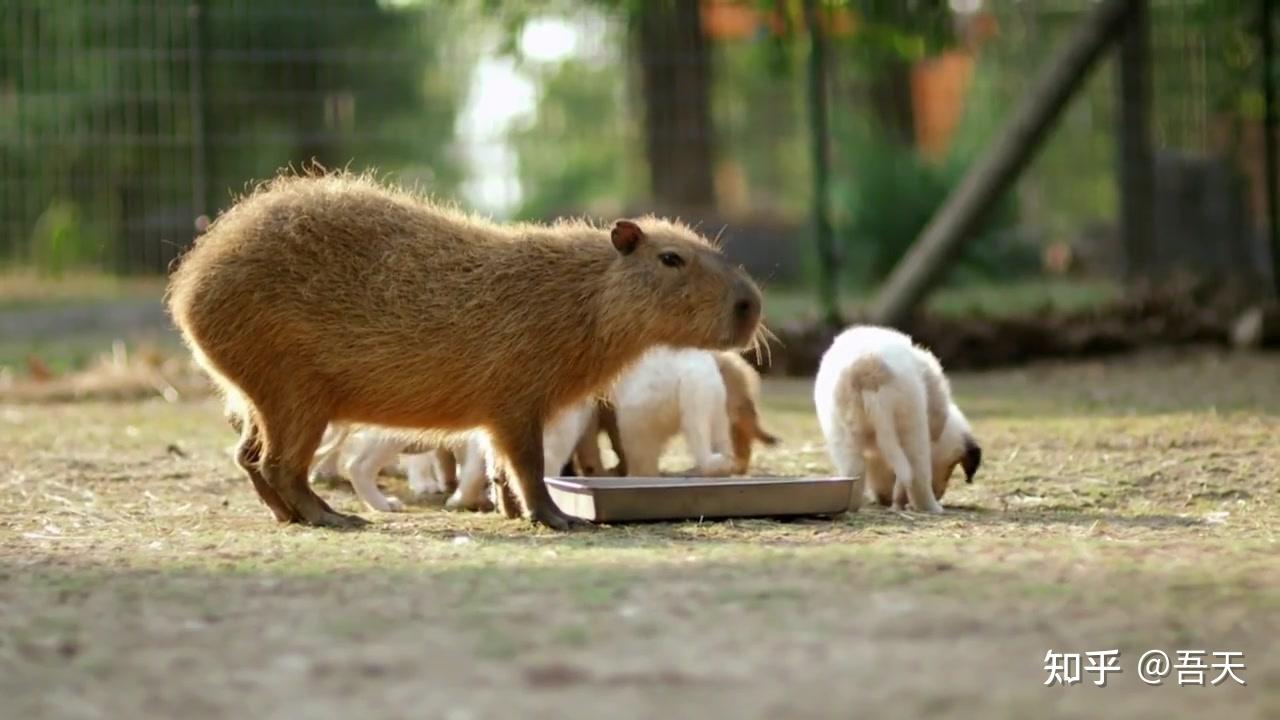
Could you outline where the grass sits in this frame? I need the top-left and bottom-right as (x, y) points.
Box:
(0, 269), (166, 312)
(1, 348), (1277, 718)
(763, 278), (1119, 325)
(0, 276), (1117, 376)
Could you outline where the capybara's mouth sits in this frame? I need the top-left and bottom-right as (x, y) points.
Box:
(728, 319), (762, 350)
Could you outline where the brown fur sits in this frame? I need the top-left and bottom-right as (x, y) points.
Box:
(713, 352), (779, 473)
(844, 350), (958, 508)
(166, 171), (763, 529)
(846, 356), (892, 391)
(572, 401), (626, 476)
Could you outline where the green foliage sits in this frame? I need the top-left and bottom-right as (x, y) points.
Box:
(510, 56), (639, 220)
(829, 0), (954, 68)
(0, 0), (471, 272)
(27, 200), (101, 277)
(830, 105), (1036, 288)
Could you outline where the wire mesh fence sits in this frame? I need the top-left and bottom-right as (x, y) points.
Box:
(0, 0), (1272, 292)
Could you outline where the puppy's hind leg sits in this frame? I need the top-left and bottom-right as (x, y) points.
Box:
(446, 439), (494, 512)
(862, 389), (942, 514)
(822, 420), (867, 512)
(896, 418), (941, 513)
(678, 379), (734, 477)
(309, 424), (350, 485)
(342, 434), (408, 512)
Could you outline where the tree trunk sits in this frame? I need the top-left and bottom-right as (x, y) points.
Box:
(635, 0), (716, 210)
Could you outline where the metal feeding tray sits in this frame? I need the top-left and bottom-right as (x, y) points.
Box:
(544, 475), (856, 523)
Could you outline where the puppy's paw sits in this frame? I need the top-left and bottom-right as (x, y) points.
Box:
(408, 479), (442, 498)
(700, 454), (736, 477)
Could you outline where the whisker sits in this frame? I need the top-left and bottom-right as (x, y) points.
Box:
(712, 224), (727, 249)
(760, 323), (782, 348)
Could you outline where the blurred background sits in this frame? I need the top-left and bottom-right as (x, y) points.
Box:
(1, 0), (1278, 383)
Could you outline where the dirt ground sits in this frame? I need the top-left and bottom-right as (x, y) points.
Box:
(2, 348), (1277, 719)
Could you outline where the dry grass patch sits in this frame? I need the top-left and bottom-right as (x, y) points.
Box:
(1, 349), (1278, 719)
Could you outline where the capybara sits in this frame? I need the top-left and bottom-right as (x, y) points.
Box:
(813, 325), (981, 513)
(166, 171), (763, 529)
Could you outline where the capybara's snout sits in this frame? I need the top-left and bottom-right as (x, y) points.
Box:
(728, 276), (763, 348)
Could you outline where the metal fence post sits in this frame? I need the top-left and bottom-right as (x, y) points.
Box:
(803, 0), (840, 326)
(187, 1), (208, 250)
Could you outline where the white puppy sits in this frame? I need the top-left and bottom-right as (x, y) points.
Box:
(814, 325), (981, 513)
(309, 399), (594, 513)
(604, 346), (775, 477)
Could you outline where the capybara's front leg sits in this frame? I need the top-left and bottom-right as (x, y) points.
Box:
(493, 423), (584, 531)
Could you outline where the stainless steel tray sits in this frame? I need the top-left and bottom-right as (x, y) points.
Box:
(544, 476), (855, 523)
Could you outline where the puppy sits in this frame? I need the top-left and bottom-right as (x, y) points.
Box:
(590, 346), (776, 477)
(310, 399), (594, 513)
(814, 325), (980, 513)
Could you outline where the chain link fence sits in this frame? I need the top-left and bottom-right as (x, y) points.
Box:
(1, 0), (1272, 291)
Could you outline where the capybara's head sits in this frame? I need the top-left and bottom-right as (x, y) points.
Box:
(930, 402), (981, 500)
(714, 352), (779, 473)
(601, 219), (763, 351)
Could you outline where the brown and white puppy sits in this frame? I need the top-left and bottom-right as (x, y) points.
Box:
(574, 348), (777, 477)
(814, 325), (980, 513)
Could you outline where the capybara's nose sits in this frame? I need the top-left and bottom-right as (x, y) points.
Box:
(732, 286), (762, 336)
(732, 277), (762, 323)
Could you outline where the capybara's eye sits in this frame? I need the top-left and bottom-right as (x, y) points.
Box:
(658, 252), (685, 268)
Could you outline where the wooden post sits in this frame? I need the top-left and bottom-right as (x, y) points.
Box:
(187, 2), (208, 236)
(804, 0), (840, 326)
(868, 0), (1135, 327)
(1116, 0), (1154, 284)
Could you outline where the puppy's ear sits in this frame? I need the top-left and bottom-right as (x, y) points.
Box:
(611, 220), (644, 255)
(961, 436), (981, 484)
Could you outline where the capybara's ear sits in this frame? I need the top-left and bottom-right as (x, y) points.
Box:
(962, 436), (982, 484)
(611, 220), (644, 255)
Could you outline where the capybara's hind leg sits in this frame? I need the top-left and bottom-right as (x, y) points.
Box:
(233, 413), (297, 523)
(492, 472), (523, 519)
(491, 423), (584, 531)
(257, 408), (369, 529)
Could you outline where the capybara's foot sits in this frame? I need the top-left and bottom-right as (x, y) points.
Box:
(529, 504), (588, 531)
(289, 495), (370, 528)
(298, 507), (371, 528)
(445, 491), (494, 513)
